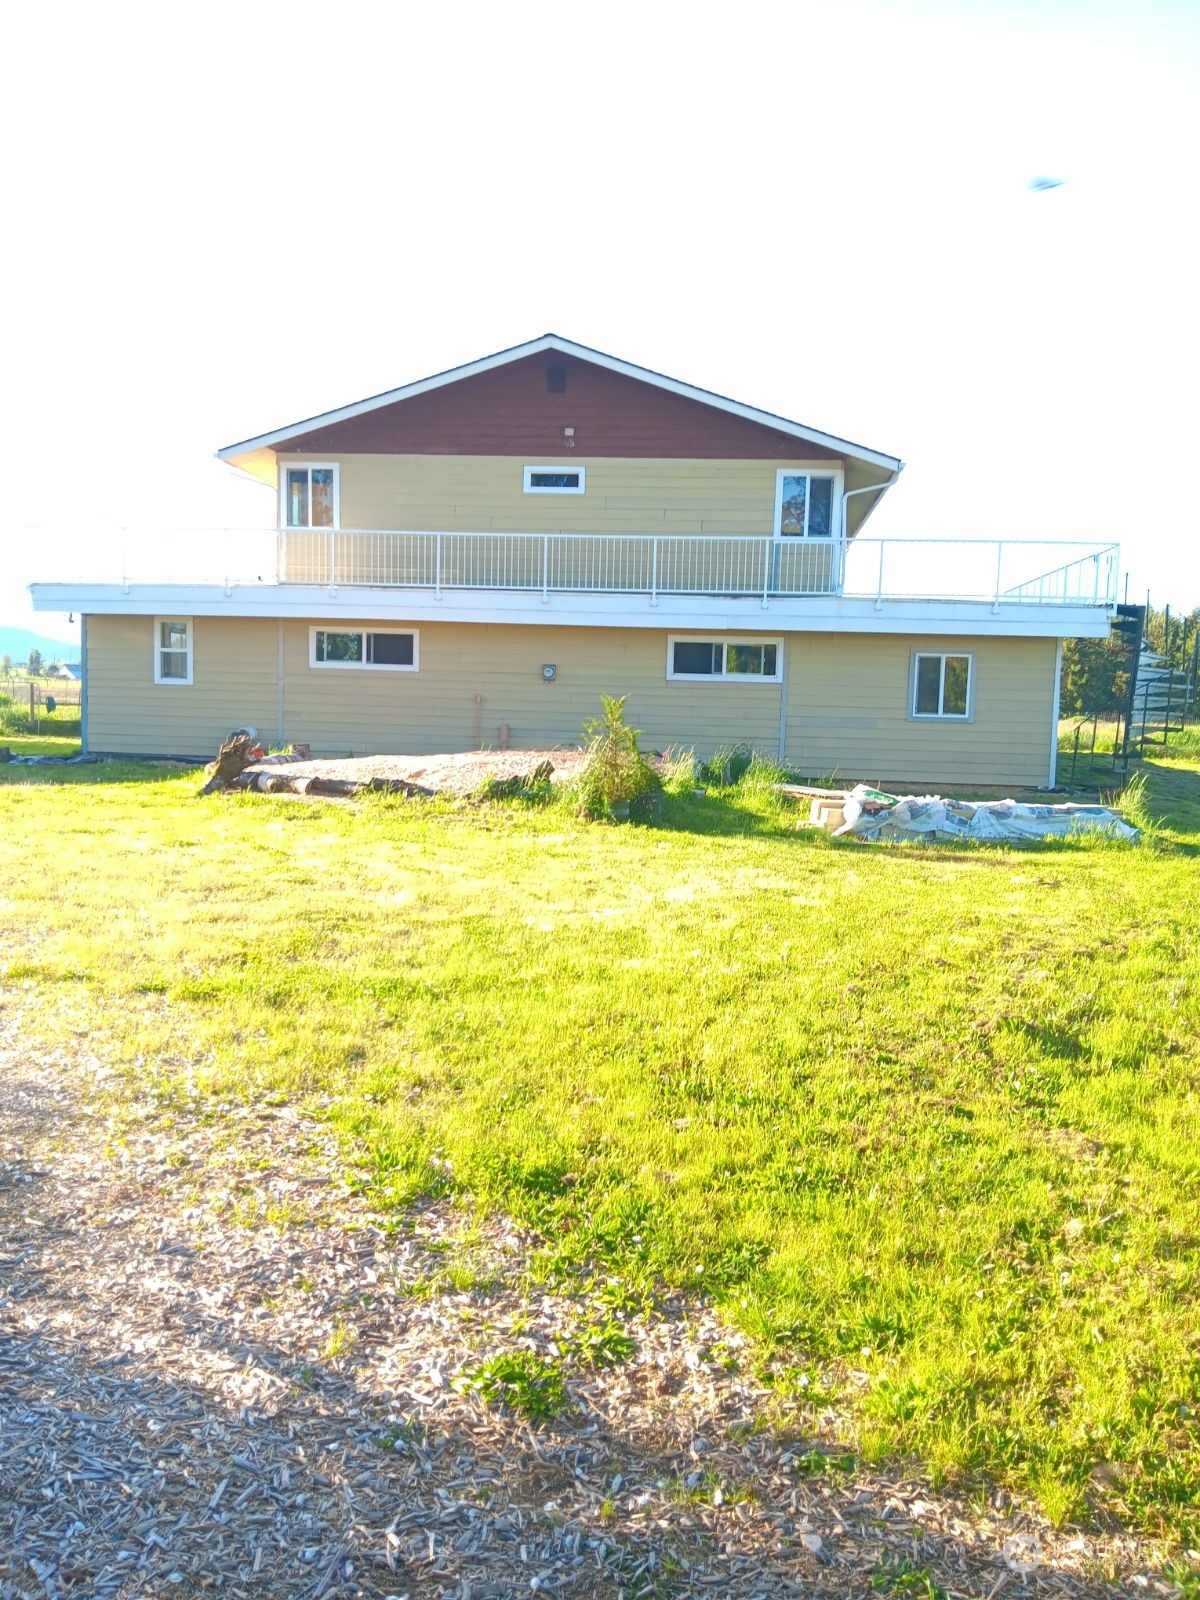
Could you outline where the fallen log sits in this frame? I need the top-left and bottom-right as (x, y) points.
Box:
(198, 730), (261, 796)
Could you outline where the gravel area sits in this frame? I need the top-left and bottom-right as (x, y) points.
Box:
(0, 995), (1179, 1598)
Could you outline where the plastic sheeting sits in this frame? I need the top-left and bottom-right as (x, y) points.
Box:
(835, 785), (1138, 844)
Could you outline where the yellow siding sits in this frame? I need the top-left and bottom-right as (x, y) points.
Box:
(280, 454), (840, 537)
(280, 622), (782, 758)
(87, 615), (279, 757)
(84, 616), (1056, 786)
(785, 634), (1056, 787)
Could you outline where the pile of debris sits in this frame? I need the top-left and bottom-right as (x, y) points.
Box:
(788, 783), (1139, 844)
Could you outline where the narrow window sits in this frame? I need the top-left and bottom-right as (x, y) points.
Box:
(668, 637), (783, 682)
(523, 465), (586, 494)
(284, 464), (339, 527)
(154, 618), (193, 685)
(912, 652), (972, 718)
(775, 470), (840, 538)
(310, 628), (418, 671)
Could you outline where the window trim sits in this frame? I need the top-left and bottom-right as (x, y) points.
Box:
(308, 627), (419, 672)
(523, 464), (586, 495)
(281, 462), (341, 529)
(773, 466), (845, 539)
(153, 617), (193, 686)
(666, 635), (784, 684)
(909, 650), (975, 721)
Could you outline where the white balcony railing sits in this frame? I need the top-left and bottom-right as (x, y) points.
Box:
(276, 529), (1118, 608)
(33, 529), (1120, 609)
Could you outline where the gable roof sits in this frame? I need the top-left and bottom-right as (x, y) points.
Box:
(217, 334), (902, 477)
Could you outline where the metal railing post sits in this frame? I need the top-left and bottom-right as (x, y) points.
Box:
(1093, 554), (1100, 605)
(650, 535), (658, 606)
(327, 525), (336, 591)
(542, 534), (550, 603)
(762, 537), (772, 608)
(874, 541), (885, 611)
(435, 533), (442, 600)
(992, 541), (1003, 612)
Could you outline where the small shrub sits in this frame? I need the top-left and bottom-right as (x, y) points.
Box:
(569, 696), (662, 821)
(456, 1350), (570, 1421)
(476, 760), (555, 804)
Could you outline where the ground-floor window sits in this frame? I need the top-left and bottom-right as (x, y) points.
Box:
(911, 651), (973, 718)
(153, 617), (193, 685)
(667, 636), (783, 682)
(309, 628), (418, 670)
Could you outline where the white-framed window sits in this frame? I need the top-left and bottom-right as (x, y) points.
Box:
(911, 651), (973, 719)
(523, 465), (586, 494)
(153, 617), (193, 685)
(667, 636), (783, 683)
(774, 468), (842, 538)
(283, 463), (340, 528)
(309, 627), (419, 671)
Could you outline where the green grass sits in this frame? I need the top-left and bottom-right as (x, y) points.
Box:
(1, 759), (1199, 1546)
(0, 734), (82, 758)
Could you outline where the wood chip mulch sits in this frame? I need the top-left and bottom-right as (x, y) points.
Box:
(0, 998), (1182, 1599)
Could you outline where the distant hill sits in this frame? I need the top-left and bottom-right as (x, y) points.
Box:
(0, 625), (81, 668)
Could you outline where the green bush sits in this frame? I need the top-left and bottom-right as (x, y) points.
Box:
(568, 695), (662, 820)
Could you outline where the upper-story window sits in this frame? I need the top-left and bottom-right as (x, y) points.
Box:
(775, 470), (840, 538)
(284, 464), (339, 527)
(153, 617), (193, 685)
(523, 466), (586, 494)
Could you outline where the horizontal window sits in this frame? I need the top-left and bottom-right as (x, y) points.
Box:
(667, 636), (782, 682)
(912, 652), (972, 718)
(309, 628), (418, 671)
(153, 617), (193, 685)
(523, 465), (585, 494)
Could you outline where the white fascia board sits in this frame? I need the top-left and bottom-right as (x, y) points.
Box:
(31, 583), (1112, 640)
(216, 334), (903, 475)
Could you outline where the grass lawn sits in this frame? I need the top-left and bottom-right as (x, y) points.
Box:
(1, 754), (1198, 1548)
(0, 734), (82, 758)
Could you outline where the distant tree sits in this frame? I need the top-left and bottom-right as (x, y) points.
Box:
(0, 653), (11, 674)
(27, 647), (43, 676)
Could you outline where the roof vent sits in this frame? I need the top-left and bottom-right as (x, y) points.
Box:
(547, 362), (566, 393)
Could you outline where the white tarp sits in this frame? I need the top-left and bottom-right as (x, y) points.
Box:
(836, 786), (1138, 844)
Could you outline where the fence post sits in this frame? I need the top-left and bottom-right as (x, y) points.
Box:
(992, 541), (1003, 613)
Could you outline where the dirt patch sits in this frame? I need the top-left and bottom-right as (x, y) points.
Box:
(0, 999), (1174, 1597)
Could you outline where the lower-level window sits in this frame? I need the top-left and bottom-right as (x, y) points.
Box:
(912, 651), (972, 718)
(310, 628), (418, 670)
(154, 617), (193, 685)
(667, 636), (782, 682)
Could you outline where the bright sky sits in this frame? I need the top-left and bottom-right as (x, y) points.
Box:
(3, 0), (1197, 644)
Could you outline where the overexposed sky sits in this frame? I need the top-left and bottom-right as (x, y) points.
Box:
(3, 0), (1197, 642)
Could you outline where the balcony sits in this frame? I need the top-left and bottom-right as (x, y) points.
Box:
(274, 529), (1118, 608)
(29, 530), (1119, 638)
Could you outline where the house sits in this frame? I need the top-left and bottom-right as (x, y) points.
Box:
(30, 335), (1117, 787)
(50, 662), (81, 681)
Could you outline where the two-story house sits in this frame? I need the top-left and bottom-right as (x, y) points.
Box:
(31, 335), (1117, 787)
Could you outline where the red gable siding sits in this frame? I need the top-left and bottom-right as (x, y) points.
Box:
(278, 353), (842, 461)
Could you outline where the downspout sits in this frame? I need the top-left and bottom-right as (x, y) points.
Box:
(80, 615), (88, 756)
(840, 467), (903, 577)
(1047, 639), (1062, 789)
